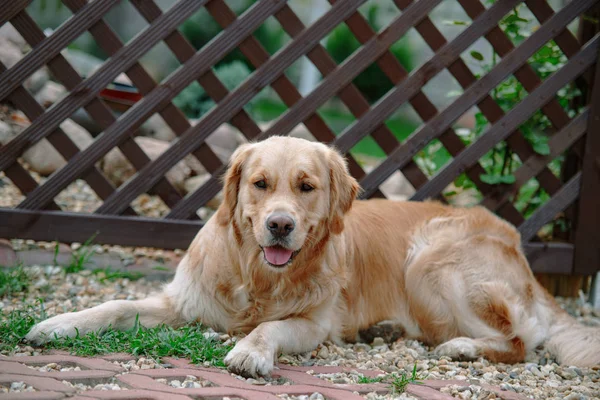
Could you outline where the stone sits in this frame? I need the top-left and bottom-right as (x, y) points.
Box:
(0, 120), (12, 145)
(0, 23), (27, 49)
(20, 119), (94, 175)
(34, 81), (67, 108)
(183, 174), (223, 209)
(101, 136), (191, 191)
(317, 346), (329, 359)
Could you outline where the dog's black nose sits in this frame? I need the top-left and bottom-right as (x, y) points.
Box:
(266, 213), (295, 237)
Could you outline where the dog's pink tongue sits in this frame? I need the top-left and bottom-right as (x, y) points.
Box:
(264, 246), (293, 266)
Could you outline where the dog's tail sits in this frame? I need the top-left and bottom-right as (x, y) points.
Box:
(542, 289), (600, 366)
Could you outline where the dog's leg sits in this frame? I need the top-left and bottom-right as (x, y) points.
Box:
(224, 317), (331, 378)
(26, 295), (180, 345)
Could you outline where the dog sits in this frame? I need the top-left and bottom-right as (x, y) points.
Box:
(26, 136), (600, 377)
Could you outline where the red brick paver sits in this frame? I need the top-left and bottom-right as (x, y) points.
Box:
(0, 355), (530, 400)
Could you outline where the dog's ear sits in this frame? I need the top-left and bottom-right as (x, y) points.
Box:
(216, 143), (254, 226)
(328, 147), (360, 234)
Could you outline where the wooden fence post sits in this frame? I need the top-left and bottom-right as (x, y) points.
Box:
(573, 55), (600, 276)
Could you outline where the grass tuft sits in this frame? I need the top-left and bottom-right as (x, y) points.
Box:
(0, 266), (30, 297)
(358, 363), (427, 394)
(65, 235), (97, 274)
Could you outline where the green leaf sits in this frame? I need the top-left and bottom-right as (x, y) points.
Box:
(480, 174), (516, 185)
(532, 141), (551, 155)
(470, 51), (484, 61)
(443, 20), (469, 26)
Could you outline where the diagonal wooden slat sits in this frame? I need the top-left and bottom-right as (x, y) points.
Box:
(15, 0), (325, 212)
(9, 10), (184, 212)
(0, 0), (30, 27)
(481, 109), (589, 211)
(0, 156), (61, 211)
(393, 0), (559, 226)
(166, 0), (451, 218)
(62, 0), (223, 197)
(98, 0), (377, 216)
(2, 61), (138, 216)
(574, 54), (600, 275)
(205, 0), (370, 185)
(518, 172), (581, 242)
(409, 35), (599, 202)
(129, 0), (262, 142)
(0, 0), (207, 173)
(0, 0), (122, 101)
(454, 0), (566, 198)
(351, 0), (596, 198)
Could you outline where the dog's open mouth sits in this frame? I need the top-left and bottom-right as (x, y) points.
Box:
(262, 245), (299, 267)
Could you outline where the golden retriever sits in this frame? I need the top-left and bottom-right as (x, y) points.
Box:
(26, 136), (600, 377)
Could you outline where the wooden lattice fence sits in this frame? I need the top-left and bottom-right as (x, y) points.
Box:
(0, 0), (599, 282)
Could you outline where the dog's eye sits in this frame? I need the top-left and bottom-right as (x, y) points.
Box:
(300, 183), (314, 192)
(254, 180), (267, 189)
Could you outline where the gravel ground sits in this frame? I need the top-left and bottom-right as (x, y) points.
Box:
(1, 265), (600, 399)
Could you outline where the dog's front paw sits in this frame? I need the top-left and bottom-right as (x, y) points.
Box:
(224, 337), (274, 378)
(25, 313), (90, 345)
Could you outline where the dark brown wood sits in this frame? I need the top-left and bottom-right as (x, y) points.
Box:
(394, 0), (561, 225)
(0, 0), (207, 174)
(574, 55), (600, 275)
(409, 37), (598, 202)
(0, 159), (61, 211)
(482, 109), (589, 211)
(359, 3), (598, 199)
(518, 173), (582, 242)
(0, 0), (122, 101)
(9, 10), (184, 212)
(14, 0), (289, 212)
(63, 0), (222, 182)
(5, 67), (138, 215)
(0, 208), (574, 273)
(165, 0), (442, 219)
(0, 0), (30, 26)
(129, 0), (262, 142)
(523, 242), (575, 275)
(0, 208), (202, 250)
(205, 0), (369, 184)
(88, 0), (374, 216)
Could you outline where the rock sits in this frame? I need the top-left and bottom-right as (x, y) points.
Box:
(147, 117), (245, 154)
(10, 382), (26, 391)
(34, 81), (67, 108)
(203, 331), (220, 341)
(309, 393), (325, 400)
(0, 39), (24, 69)
(101, 136), (191, 191)
(371, 337), (385, 347)
(317, 346), (329, 359)
(0, 23), (27, 49)
(183, 174), (223, 209)
(0, 120), (12, 144)
(21, 119), (94, 175)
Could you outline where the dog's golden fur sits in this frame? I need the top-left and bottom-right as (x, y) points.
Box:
(27, 136), (600, 376)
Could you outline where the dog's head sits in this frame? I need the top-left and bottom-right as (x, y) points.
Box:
(215, 136), (359, 269)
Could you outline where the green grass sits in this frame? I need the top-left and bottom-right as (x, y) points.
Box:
(65, 235), (97, 274)
(358, 363), (427, 394)
(0, 266), (29, 297)
(91, 267), (144, 282)
(0, 306), (232, 367)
